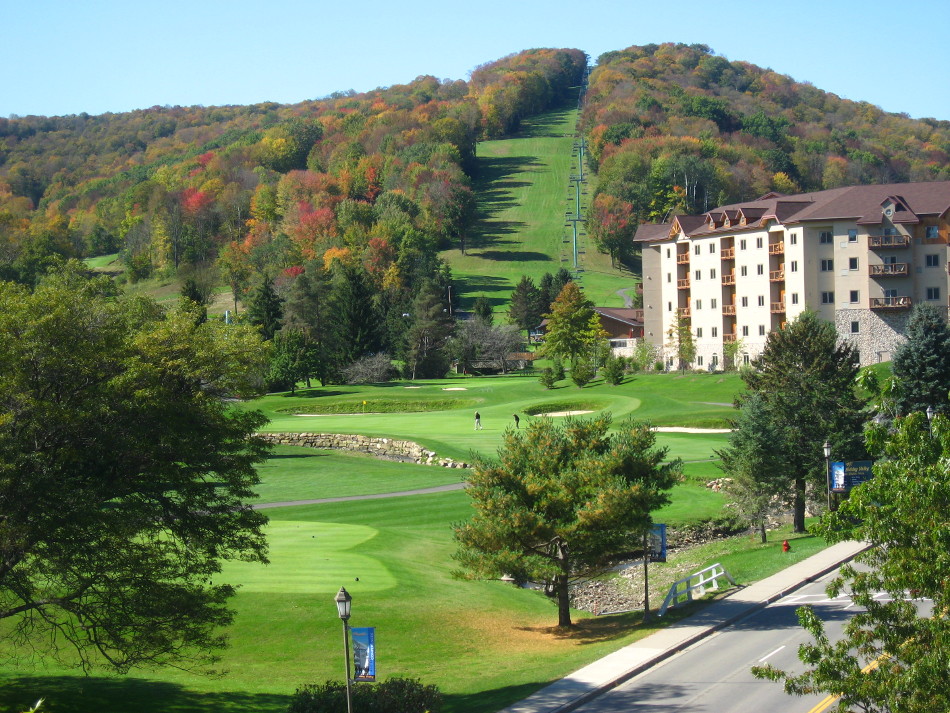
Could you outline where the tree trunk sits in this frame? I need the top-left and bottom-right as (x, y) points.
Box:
(759, 519), (767, 544)
(793, 477), (807, 533)
(555, 541), (572, 627)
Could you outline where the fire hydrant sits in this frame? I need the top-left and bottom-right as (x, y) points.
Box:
(782, 539), (791, 553)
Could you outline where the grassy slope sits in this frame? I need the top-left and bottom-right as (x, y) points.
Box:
(442, 107), (635, 313)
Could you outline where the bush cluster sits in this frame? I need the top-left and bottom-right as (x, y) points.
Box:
(287, 678), (442, 713)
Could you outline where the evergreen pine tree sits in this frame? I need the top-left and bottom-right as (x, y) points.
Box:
(246, 274), (283, 340)
(892, 303), (950, 416)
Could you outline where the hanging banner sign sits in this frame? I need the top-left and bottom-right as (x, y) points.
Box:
(830, 461), (874, 493)
(649, 523), (667, 563)
(351, 627), (376, 682)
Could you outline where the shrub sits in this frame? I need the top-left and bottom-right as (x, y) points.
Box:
(570, 359), (595, 388)
(550, 358), (565, 381)
(342, 353), (396, 384)
(538, 367), (557, 389)
(287, 678), (442, 713)
(602, 353), (626, 385)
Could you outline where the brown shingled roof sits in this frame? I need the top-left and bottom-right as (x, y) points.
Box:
(633, 222), (672, 243)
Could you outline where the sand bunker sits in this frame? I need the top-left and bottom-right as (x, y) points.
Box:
(538, 410), (594, 417)
(653, 426), (732, 433)
(442, 387), (468, 391)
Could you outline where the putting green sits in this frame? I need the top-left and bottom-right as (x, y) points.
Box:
(221, 520), (396, 593)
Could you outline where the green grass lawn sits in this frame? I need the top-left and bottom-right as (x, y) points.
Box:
(0, 372), (759, 713)
(442, 107), (635, 314)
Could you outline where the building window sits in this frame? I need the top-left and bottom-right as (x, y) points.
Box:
(667, 248), (671, 258)
(741, 296), (749, 307)
(741, 266), (748, 276)
(819, 230), (833, 244)
(668, 302), (673, 311)
(710, 268), (717, 279)
(743, 354), (750, 366)
(850, 290), (859, 303)
(709, 243), (716, 253)
(711, 298), (718, 309)
(757, 264), (764, 275)
(790, 260), (798, 272)
(820, 259), (834, 272)
(789, 233), (798, 245)
(851, 321), (860, 334)
(740, 239), (747, 250)
(695, 269), (701, 280)
(695, 299), (702, 310)
(696, 328), (703, 338)
(926, 226), (939, 239)
(821, 291), (834, 304)
(712, 354), (719, 366)
(849, 257), (859, 271)
(697, 356), (704, 366)
(756, 237), (763, 248)
(712, 327), (718, 337)
(759, 325), (766, 336)
(667, 272), (671, 282)
(742, 325), (749, 336)
(926, 254), (939, 267)
(791, 293), (799, 305)
(757, 295), (765, 306)
(848, 229), (858, 243)
(927, 287), (941, 301)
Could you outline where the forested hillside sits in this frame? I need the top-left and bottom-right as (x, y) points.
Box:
(0, 48), (585, 291)
(583, 43), (950, 259)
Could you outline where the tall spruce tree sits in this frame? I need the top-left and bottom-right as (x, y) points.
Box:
(245, 274), (283, 341)
(281, 265), (339, 386)
(741, 310), (866, 531)
(508, 275), (544, 338)
(891, 303), (950, 416)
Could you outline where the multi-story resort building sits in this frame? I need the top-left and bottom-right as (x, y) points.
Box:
(635, 181), (950, 369)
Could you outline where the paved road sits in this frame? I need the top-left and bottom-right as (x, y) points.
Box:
(572, 573), (850, 712)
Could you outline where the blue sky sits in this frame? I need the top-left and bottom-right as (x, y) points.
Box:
(4, 0), (949, 120)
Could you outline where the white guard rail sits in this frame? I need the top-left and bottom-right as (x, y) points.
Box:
(659, 562), (736, 616)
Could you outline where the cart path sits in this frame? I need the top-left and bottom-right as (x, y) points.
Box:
(253, 482), (466, 509)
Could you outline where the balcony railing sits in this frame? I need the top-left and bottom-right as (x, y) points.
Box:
(676, 252), (690, 264)
(723, 333), (737, 343)
(869, 263), (909, 277)
(770, 302), (785, 313)
(722, 304), (736, 316)
(870, 296), (913, 309)
(677, 278), (690, 289)
(677, 307), (691, 318)
(721, 274), (736, 285)
(769, 269), (785, 282)
(868, 234), (911, 249)
(768, 242), (785, 255)
(720, 247), (735, 260)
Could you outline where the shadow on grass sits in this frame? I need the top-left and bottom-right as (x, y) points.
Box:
(0, 676), (290, 713)
(443, 680), (554, 713)
(472, 250), (552, 262)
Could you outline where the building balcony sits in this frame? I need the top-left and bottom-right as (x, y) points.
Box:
(769, 269), (785, 282)
(768, 242), (785, 255)
(722, 304), (736, 316)
(677, 278), (690, 289)
(677, 307), (691, 318)
(870, 296), (913, 309)
(868, 234), (911, 249)
(723, 333), (737, 343)
(770, 302), (785, 313)
(721, 274), (736, 285)
(720, 247), (735, 260)
(869, 263), (909, 277)
(676, 252), (690, 264)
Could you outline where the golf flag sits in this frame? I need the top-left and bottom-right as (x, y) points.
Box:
(351, 627), (376, 682)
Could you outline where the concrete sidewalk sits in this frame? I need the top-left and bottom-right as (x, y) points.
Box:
(500, 540), (870, 713)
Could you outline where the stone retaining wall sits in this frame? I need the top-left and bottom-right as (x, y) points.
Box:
(257, 432), (468, 468)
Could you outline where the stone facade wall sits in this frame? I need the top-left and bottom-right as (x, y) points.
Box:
(257, 432), (469, 468)
(835, 308), (911, 365)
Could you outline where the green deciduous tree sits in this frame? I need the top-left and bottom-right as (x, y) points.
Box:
(540, 282), (607, 364)
(754, 411), (950, 712)
(0, 265), (271, 672)
(453, 415), (680, 626)
(891, 303), (950, 417)
(665, 311), (695, 370)
(741, 311), (866, 531)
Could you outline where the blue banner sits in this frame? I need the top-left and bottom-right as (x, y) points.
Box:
(830, 461), (874, 493)
(649, 523), (667, 563)
(351, 627), (376, 682)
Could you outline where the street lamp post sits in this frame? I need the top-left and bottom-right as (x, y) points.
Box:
(823, 441), (832, 512)
(335, 587), (354, 713)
